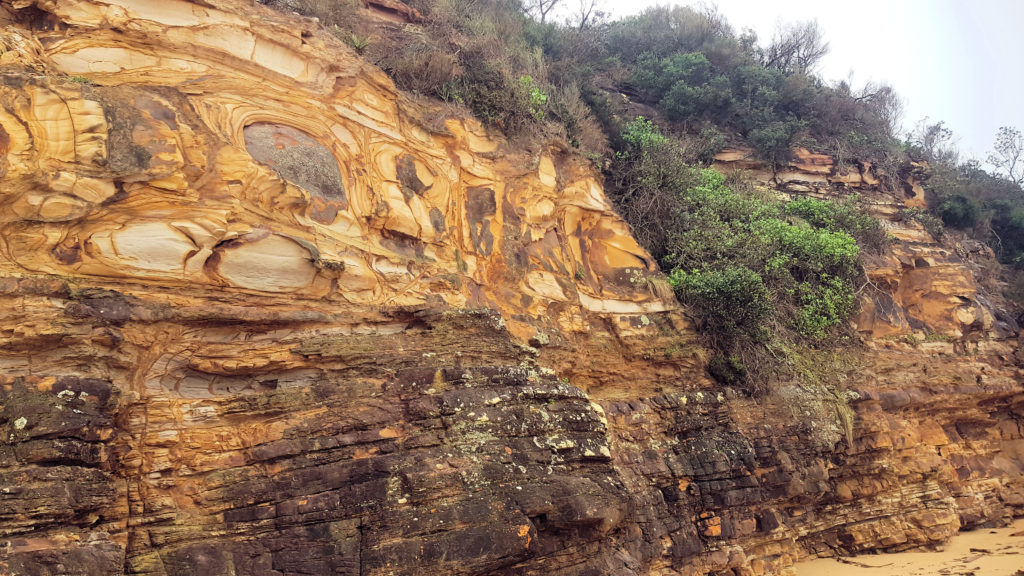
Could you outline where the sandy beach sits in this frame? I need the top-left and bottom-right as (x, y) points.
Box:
(795, 519), (1024, 576)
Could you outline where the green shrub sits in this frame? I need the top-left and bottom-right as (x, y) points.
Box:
(794, 275), (856, 341)
(606, 126), (880, 388)
(731, 65), (783, 128)
(519, 75), (548, 120)
(785, 196), (888, 253)
(695, 127), (727, 164)
(619, 116), (669, 153)
(937, 195), (980, 229)
(660, 75), (734, 123)
(748, 119), (806, 167)
(660, 80), (700, 120)
(754, 218), (859, 278)
(669, 266), (771, 338)
(628, 162), (862, 344)
(630, 51), (738, 124)
(632, 52), (670, 98)
(990, 203), (1024, 268)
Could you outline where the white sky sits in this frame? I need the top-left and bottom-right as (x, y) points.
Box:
(574, 0), (1024, 162)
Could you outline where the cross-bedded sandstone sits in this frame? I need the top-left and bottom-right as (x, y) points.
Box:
(0, 1), (1021, 575)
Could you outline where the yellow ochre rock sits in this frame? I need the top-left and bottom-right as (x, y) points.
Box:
(0, 0), (673, 346)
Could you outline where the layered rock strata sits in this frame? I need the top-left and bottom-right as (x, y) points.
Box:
(0, 1), (1022, 575)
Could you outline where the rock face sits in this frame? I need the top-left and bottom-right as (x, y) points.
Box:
(0, 2), (1022, 575)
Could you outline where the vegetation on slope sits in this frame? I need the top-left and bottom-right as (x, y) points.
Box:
(261, 0), (1024, 390)
(609, 117), (883, 391)
(263, 1), (902, 164)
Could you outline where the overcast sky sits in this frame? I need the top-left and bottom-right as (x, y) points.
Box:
(578, 0), (1024, 162)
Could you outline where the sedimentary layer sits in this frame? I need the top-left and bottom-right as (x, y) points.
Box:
(0, 1), (1021, 575)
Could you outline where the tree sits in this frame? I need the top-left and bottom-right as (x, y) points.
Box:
(988, 126), (1024, 186)
(749, 119), (807, 168)
(525, 0), (561, 23)
(762, 20), (829, 75)
(573, 0), (605, 30)
(856, 82), (903, 140)
(906, 119), (958, 166)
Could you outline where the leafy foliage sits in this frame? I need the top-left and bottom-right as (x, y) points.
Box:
(937, 195), (980, 229)
(519, 76), (549, 120)
(671, 266), (771, 339)
(265, 0), (906, 174)
(606, 6), (902, 168)
(989, 201), (1024, 268)
(908, 121), (1024, 268)
(607, 119), (875, 390)
(784, 196), (888, 253)
(748, 120), (806, 167)
(793, 275), (855, 342)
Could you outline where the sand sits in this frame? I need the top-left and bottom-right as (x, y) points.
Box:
(794, 519), (1024, 576)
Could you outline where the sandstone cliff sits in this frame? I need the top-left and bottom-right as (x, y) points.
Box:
(0, 1), (1022, 575)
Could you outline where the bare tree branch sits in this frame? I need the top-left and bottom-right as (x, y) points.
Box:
(906, 118), (959, 166)
(574, 0), (604, 30)
(988, 126), (1024, 186)
(525, 0), (561, 23)
(763, 20), (829, 74)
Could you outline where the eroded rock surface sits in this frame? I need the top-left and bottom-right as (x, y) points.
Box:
(0, 1), (1022, 575)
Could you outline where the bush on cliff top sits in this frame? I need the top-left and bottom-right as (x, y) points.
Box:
(266, 0), (904, 171)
